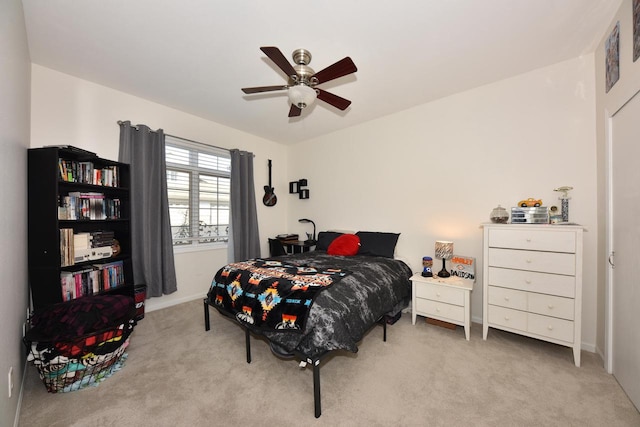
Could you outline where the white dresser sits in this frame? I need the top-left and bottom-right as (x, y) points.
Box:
(482, 223), (584, 366)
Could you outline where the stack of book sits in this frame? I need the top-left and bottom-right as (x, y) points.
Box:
(60, 230), (115, 267)
(276, 234), (299, 244)
(73, 231), (114, 264)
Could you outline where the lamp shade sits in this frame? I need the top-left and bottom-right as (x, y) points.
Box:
(435, 240), (454, 278)
(288, 85), (317, 108)
(435, 240), (454, 260)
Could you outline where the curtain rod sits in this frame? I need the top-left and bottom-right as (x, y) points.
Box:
(166, 133), (254, 156)
(118, 120), (242, 154)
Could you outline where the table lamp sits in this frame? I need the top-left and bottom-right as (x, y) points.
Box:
(435, 240), (454, 278)
(298, 218), (316, 243)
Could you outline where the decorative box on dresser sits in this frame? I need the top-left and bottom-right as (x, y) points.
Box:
(482, 223), (584, 366)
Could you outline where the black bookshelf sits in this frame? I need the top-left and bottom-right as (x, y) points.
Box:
(28, 147), (134, 312)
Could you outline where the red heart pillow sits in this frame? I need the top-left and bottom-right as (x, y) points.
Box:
(327, 233), (361, 256)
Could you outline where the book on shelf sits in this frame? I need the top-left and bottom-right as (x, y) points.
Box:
(58, 158), (120, 187)
(97, 260), (125, 291)
(58, 192), (121, 220)
(60, 260), (125, 301)
(60, 228), (74, 267)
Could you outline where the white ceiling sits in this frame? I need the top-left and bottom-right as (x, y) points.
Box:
(21, 0), (620, 145)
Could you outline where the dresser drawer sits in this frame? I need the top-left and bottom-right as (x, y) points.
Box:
(414, 282), (465, 306)
(488, 286), (527, 310)
(488, 228), (576, 253)
(528, 313), (574, 342)
(488, 248), (576, 276)
(488, 267), (575, 298)
(416, 298), (465, 322)
(528, 293), (574, 320)
(487, 305), (527, 331)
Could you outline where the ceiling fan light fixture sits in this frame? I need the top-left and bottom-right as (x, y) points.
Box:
(288, 84), (317, 109)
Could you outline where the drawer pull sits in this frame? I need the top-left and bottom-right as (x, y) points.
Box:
(526, 259), (532, 263)
(547, 326), (554, 331)
(436, 308), (440, 312)
(436, 292), (441, 297)
(526, 238), (532, 242)
(547, 305), (554, 309)
(504, 316), (510, 321)
(525, 279), (532, 284)
(504, 297), (510, 302)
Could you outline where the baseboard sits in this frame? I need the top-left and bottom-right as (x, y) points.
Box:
(144, 293), (206, 313)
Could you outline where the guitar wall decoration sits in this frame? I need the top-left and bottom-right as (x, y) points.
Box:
(263, 159), (277, 206)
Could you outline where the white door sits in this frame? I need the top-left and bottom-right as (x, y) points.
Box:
(610, 90), (640, 411)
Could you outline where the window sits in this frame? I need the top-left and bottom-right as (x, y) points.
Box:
(165, 135), (231, 247)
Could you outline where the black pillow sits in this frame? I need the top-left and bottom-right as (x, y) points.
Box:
(356, 231), (400, 258)
(315, 231), (343, 251)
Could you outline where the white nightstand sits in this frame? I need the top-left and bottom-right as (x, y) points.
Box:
(411, 273), (474, 340)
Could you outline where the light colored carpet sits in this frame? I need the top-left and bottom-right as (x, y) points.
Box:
(19, 299), (640, 427)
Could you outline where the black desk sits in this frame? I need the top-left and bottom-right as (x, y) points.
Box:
(282, 240), (315, 254)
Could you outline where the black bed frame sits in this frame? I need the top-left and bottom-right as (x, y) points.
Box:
(203, 298), (387, 418)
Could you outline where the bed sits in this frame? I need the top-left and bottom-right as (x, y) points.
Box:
(203, 231), (412, 417)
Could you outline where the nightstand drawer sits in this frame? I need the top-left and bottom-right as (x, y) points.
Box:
(487, 305), (527, 331)
(488, 228), (576, 252)
(488, 248), (575, 275)
(488, 267), (575, 298)
(528, 313), (574, 342)
(414, 282), (465, 306)
(528, 293), (574, 320)
(416, 298), (465, 323)
(488, 286), (527, 310)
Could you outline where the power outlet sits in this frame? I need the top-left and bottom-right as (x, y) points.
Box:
(8, 366), (13, 398)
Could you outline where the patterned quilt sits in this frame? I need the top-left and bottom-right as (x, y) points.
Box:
(208, 259), (351, 331)
(208, 252), (412, 358)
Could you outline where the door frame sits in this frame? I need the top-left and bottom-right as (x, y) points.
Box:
(605, 106), (614, 374)
(604, 90), (640, 374)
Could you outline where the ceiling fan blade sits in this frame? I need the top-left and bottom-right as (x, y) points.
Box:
(242, 85), (288, 94)
(288, 104), (302, 117)
(312, 57), (357, 85)
(260, 46), (297, 78)
(316, 89), (352, 110)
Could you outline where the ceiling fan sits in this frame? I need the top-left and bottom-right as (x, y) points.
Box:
(241, 46), (357, 117)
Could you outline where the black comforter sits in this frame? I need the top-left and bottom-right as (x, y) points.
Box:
(209, 252), (412, 358)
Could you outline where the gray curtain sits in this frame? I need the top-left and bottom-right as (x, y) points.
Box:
(229, 149), (260, 261)
(118, 121), (177, 297)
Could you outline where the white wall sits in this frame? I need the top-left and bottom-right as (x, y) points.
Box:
(594, 0), (640, 360)
(0, 0), (31, 425)
(288, 56), (599, 351)
(30, 56), (600, 352)
(30, 65), (289, 312)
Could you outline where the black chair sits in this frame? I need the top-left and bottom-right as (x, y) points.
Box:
(268, 238), (287, 257)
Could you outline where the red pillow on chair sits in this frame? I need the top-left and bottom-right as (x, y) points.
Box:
(327, 234), (361, 256)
